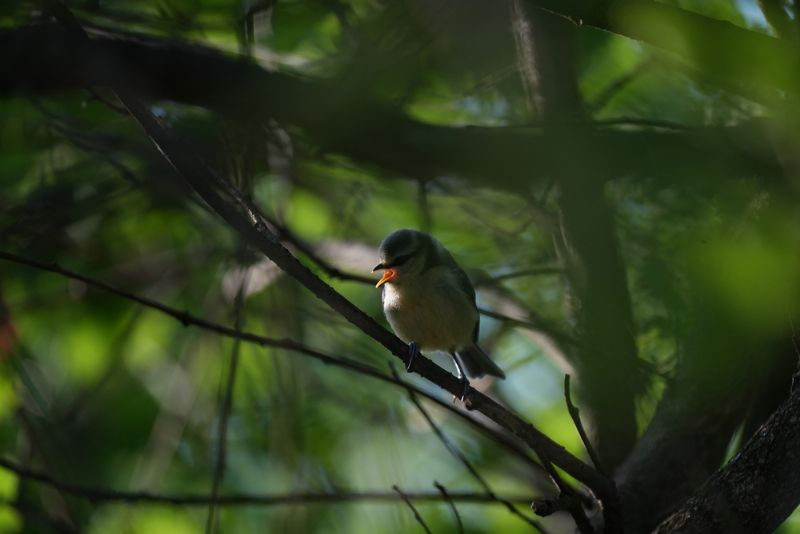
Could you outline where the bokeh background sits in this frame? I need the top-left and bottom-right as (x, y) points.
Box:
(2, 0), (800, 532)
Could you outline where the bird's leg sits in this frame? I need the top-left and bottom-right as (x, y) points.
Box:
(406, 341), (419, 372)
(451, 353), (470, 402)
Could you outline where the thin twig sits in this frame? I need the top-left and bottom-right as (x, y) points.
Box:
(468, 115), (688, 132)
(434, 481), (464, 534)
(477, 306), (577, 348)
(0, 456), (532, 506)
(390, 364), (545, 532)
(476, 307), (548, 332)
(392, 485), (433, 534)
(588, 60), (652, 113)
(476, 266), (564, 286)
(206, 275), (248, 534)
(564, 375), (606, 476)
(0, 249), (540, 472)
(592, 116), (690, 130)
(534, 449), (594, 534)
(391, 366), (492, 486)
(84, 88), (127, 114)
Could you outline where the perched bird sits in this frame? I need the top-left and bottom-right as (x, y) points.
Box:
(373, 229), (505, 397)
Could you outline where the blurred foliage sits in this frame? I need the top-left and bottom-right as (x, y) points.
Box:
(1, 0), (800, 532)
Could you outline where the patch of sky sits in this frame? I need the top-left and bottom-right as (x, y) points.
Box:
(734, 0), (770, 27)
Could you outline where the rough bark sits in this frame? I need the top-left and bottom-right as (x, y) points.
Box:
(616, 319), (797, 532)
(525, 9), (640, 470)
(654, 377), (800, 533)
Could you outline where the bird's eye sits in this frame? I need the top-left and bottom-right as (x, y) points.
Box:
(394, 253), (413, 266)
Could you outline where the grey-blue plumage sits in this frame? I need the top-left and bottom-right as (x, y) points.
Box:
(374, 229), (504, 380)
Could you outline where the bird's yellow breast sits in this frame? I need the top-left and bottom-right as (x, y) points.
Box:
(382, 266), (477, 352)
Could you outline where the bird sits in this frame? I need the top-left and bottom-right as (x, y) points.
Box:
(372, 229), (505, 398)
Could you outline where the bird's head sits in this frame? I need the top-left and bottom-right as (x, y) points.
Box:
(372, 229), (433, 288)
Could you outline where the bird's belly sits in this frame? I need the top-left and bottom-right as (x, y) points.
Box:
(384, 289), (476, 352)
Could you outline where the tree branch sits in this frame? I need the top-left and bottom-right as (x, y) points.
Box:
(532, 449), (595, 534)
(474, 265), (563, 286)
(0, 24), (783, 192)
(258, 212), (375, 285)
(564, 375), (605, 476)
(0, 456), (532, 507)
(653, 381), (800, 533)
(257, 212), (562, 339)
(521, 5), (639, 473)
(392, 485), (433, 534)
(614, 330), (797, 531)
(434, 481), (464, 534)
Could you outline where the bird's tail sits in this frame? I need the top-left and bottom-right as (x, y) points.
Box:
(454, 344), (505, 379)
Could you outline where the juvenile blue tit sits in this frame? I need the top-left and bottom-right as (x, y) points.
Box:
(373, 229), (505, 396)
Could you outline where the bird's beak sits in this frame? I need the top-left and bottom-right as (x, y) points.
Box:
(373, 263), (397, 288)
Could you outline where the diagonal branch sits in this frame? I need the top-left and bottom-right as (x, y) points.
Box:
(259, 212), (375, 284)
(257, 212), (562, 339)
(564, 375), (605, 476)
(123, 96), (619, 508)
(0, 249), (539, 473)
(40, 1), (618, 516)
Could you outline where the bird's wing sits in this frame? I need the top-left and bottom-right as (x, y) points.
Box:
(430, 239), (475, 303)
(472, 320), (480, 344)
(441, 257), (481, 340)
(450, 263), (476, 304)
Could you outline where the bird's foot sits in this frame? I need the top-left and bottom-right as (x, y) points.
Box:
(406, 341), (419, 372)
(453, 375), (470, 403)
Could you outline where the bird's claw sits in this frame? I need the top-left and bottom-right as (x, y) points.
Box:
(453, 375), (470, 403)
(406, 341), (419, 372)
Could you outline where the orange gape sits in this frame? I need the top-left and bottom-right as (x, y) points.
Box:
(375, 268), (397, 288)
